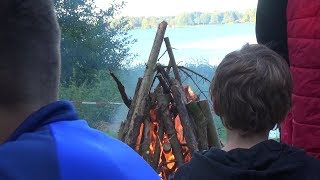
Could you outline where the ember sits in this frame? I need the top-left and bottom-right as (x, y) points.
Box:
(116, 21), (221, 180)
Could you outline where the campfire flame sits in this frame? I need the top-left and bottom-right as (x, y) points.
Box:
(137, 86), (198, 180)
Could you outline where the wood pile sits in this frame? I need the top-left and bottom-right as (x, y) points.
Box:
(115, 21), (221, 180)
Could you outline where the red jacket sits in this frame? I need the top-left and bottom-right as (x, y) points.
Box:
(256, 0), (320, 158)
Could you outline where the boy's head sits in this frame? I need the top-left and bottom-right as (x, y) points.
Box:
(210, 44), (292, 136)
(0, 0), (61, 108)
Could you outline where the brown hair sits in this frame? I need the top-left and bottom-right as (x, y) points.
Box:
(210, 44), (292, 136)
(0, 0), (61, 106)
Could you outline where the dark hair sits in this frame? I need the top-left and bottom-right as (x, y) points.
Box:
(0, 0), (61, 106)
(210, 44), (292, 136)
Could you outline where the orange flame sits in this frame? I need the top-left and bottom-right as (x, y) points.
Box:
(135, 123), (144, 152)
(183, 85), (198, 103)
(137, 86), (197, 180)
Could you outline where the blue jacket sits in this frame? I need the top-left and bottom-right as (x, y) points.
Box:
(0, 100), (160, 180)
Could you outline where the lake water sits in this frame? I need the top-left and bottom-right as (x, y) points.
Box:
(115, 23), (279, 139)
(128, 23), (257, 66)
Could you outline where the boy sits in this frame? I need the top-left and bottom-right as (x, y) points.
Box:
(0, 0), (159, 179)
(174, 44), (320, 180)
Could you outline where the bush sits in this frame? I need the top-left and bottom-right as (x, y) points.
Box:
(59, 70), (122, 130)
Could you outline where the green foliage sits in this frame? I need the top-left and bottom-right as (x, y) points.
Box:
(221, 11), (240, 24)
(54, 0), (136, 86)
(199, 13), (211, 25)
(127, 10), (256, 29)
(176, 13), (195, 26)
(59, 70), (122, 129)
(54, 0), (136, 133)
(210, 13), (223, 24)
(241, 9), (256, 23)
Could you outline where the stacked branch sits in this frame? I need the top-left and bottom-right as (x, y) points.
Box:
(119, 21), (168, 149)
(117, 21), (221, 180)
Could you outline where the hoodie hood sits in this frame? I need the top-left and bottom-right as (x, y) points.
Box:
(206, 140), (303, 172)
(174, 140), (320, 180)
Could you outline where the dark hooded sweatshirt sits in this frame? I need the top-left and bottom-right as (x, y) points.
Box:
(174, 140), (320, 180)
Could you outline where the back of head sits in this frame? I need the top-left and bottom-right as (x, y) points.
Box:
(210, 44), (292, 136)
(0, 0), (61, 107)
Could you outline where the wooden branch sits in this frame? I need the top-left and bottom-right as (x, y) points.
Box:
(152, 114), (164, 170)
(136, 94), (153, 152)
(157, 160), (177, 173)
(198, 100), (221, 149)
(156, 88), (184, 167)
(157, 63), (171, 84)
(141, 117), (152, 164)
(186, 101), (208, 150)
(124, 21), (168, 148)
(118, 78), (142, 140)
(135, 123), (144, 152)
(110, 72), (131, 108)
(163, 65), (211, 83)
(179, 68), (211, 106)
(178, 66), (211, 82)
(156, 74), (170, 94)
(156, 63), (172, 96)
(170, 79), (199, 153)
(164, 37), (182, 85)
(157, 49), (168, 61)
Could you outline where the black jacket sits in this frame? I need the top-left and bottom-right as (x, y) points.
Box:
(174, 140), (320, 180)
(256, 0), (288, 63)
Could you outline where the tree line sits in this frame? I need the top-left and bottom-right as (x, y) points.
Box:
(127, 10), (256, 29)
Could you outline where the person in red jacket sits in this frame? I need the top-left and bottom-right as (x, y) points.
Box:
(256, 0), (320, 159)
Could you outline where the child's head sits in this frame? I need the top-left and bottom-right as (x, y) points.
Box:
(0, 0), (60, 107)
(210, 44), (292, 136)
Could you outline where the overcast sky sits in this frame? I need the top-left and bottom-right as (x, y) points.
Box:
(95, 0), (258, 17)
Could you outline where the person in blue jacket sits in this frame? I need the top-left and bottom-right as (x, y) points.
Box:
(0, 0), (159, 179)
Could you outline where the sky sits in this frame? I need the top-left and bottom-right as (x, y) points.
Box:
(95, 0), (258, 17)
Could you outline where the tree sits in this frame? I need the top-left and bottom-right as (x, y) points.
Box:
(54, 0), (136, 130)
(210, 13), (223, 24)
(192, 12), (202, 25)
(222, 11), (239, 24)
(54, 0), (136, 86)
(199, 13), (211, 25)
(243, 9), (256, 23)
(175, 13), (195, 26)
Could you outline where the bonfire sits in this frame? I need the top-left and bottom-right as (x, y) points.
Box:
(113, 21), (221, 180)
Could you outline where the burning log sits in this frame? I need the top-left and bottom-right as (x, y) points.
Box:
(170, 79), (199, 153)
(123, 21), (168, 148)
(141, 118), (152, 163)
(138, 93), (154, 153)
(135, 123), (144, 152)
(157, 65), (199, 153)
(137, 91), (153, 161)
(153, 118), (164, 169)
(156, 87), (184, 168)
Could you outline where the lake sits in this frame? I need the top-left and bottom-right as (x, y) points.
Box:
(128, 23), (257, 66)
